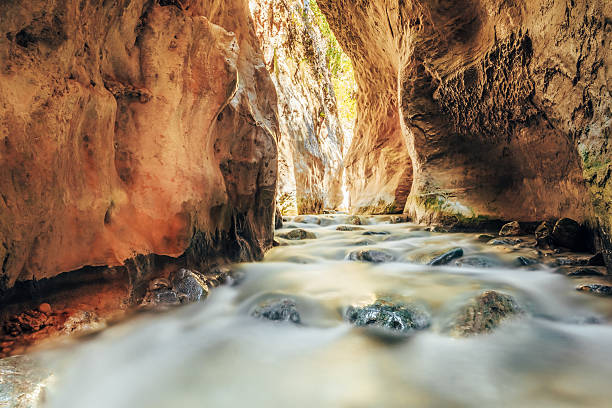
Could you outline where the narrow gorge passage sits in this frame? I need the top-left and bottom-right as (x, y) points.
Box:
(0, 0), (610, 406)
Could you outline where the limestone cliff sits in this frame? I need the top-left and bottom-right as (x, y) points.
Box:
(318, 0), (610, 265)
(0, 0), (278, 291)
(251, 0), (344, 215)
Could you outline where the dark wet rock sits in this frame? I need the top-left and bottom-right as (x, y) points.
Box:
(293, 215), (321, 225)
(170, 269), (208, 304)
(274, 207), (283, 229)
(362, 231), (391, 236)
(345, 300), (431, 335)
(553, 255), (591, 266)
(279, 229), (317, 240)
(347, 249), (395, 263)
(488, 238), (522, 246)
(352, 239), (376, 246)
(588, 253), (606, 266)
(535, 221), (554, 248)
(558, 266), (607, 277)
(499, 221), (521, 236)
(146, 289), (181, 306)
(552, 218), (583, 250)
(336, 225), (365, 231)
(576, 284), (612, 297)
(449, 291), (523, 337)
(251, 298), (301, 324)
(428, 248), (464, 265)
(455, 256), (498, 268)
(516, 256), (539, 266)
(272, 239), (281, 247)
(477, 234), (495, 243)
(347, 215), (363, 225)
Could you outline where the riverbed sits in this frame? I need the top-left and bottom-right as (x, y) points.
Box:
(2, 215), (612, 407)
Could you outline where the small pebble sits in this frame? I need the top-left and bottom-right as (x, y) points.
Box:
(38, 303), (52, 314)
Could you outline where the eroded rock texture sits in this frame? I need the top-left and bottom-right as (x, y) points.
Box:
(251, 0), (344, 215)
(0, 0), (278, 290)
(318, 0), (610, 266)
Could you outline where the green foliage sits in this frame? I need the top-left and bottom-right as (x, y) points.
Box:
(310, 1), (356, 125)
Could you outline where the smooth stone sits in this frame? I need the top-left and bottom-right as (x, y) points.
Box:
(552, 218), (582, 250)
(455, 256), (498, 268)
(170, 269), (207, 303)
(362, 231), (391, 236)
(279, 229), (316, 240)
(428, 248), (464, 265)
(499, 221), (521, 236)
(251, 298), (301, 323)
(559, 266), (607, 277)
(488, 238), (522, 246)
(516, 256), (539, 266)
(345, 300), (431, 335)
(336, 225), (365, 231)
(293, 215), (321, 225)
(38, 303), (51, 314)
(347, 249), (395, 263)
(576, 284), (612, 296)
(449, 290), (523, 337)
(477, 234), (495, 243)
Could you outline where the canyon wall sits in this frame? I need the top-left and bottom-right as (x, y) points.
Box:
(318, 0), (610, 263)
(0, 0), (278, 291)
(251, 0), (344, 215)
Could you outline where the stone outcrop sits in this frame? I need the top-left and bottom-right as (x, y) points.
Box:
(251, 0), (344, 215)
(317, 0), (610, 268)
(0, 0), (278, 292)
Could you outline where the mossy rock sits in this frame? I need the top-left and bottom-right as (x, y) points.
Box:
(279, 229), (317, 240)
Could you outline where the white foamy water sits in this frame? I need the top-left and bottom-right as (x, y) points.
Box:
(14, 215), (612, 407)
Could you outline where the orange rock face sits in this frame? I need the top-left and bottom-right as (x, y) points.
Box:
(0, 0), (278, 289)
(318, 0), (610, 265)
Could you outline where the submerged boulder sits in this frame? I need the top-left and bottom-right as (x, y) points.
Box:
(428, 248), (464, 265)
(455, 256), (498, 268)
(499, 221), (521, 237)
(279, 229), (317, 240)
(448, 291), (523, 337)
(251, 298), (301, 324)
(336, 225), (365, 231)
(362, 231), (391, 236)
(347, 249), (395, 263)
(345, 300), (431, 335)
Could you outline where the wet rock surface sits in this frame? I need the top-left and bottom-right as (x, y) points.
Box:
(428, 248), (464, 266)
(336, 226), (365, 232)
(448, 291), (523, 337)
(251, 298), (301, 324)
(347, 249), (395, 263)
(279, 229), (317, 240)
(345, 300), (431, 335)
(499, 221), (521, 237)
(577, 285), (612, 297)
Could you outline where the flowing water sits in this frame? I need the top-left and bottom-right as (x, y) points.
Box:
(7, 215), (612, 407)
